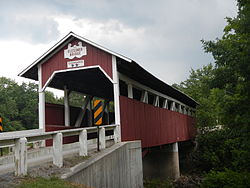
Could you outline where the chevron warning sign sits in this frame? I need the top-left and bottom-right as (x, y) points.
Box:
(93, 100), (103, 125)
(0, 117), (3, 132)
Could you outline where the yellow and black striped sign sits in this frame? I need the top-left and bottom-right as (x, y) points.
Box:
(0, 117), (3, 132)
(93, 100), (103, 125)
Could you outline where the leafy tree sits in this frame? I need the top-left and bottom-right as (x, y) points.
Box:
(202, 0), (250, 128)
(0, 77), (62, 132)
(175, 1), (250, 182)
(173, 64), (224, 128)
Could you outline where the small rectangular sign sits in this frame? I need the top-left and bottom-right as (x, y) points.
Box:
(67, 60), (84, 68)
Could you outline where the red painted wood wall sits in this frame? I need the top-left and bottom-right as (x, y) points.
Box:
(41, 38), (113, 87)
(120, 96), (196, 148)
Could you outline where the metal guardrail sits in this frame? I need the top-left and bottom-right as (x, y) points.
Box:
(0, 124), (119, 176)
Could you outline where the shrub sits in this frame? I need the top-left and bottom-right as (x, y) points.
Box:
(201, 169), (250, 188)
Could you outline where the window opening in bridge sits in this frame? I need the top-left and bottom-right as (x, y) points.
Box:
(167, 100), (172, 110)
(159, 97), (164, 108)
(69, 91), (86, 108)
(148, 93), (155, 105)
(119, 80), (128, 97)
(132, 87), (142, 101)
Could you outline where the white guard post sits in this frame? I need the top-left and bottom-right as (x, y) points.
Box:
(112, 55), (121, 142)
(38, 64), (45, 131)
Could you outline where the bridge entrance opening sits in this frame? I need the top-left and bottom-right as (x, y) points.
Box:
(45, 67), (114, 127)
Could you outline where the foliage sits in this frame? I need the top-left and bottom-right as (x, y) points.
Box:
(201, 0), (250, 128)
(201, 169), (250, 188)
(174, 0), (250, 182)
(173, 64), (224, 128)
(45, 91), (63, 105)
(15, 177), (86, 188)
(144, 179), (173, 188)
(0, 77), (38, 131)
(192, 127), (250, 172)
(0, 77), (61, 132)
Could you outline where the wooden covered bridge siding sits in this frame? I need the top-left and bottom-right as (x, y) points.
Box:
(120, 96), (196, 148)
(41, 38), (113, 88)
(19, 32), (197, 149)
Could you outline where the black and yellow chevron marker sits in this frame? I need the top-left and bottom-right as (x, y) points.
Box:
(0, 117), (3, 132)
(93, 100), (103, 125)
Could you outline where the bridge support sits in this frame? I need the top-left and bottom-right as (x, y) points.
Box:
(14, 137), (27, 176)
(143, 142), (180, 180)
(172, 142), (180, 179)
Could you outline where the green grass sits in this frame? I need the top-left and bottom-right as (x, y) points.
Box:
(144, 178), (173, 188)
(15, 177), (88, 188)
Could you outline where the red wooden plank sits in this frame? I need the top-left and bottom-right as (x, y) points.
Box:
(42, 39), (113, 87)
(120, 96), (196, 148)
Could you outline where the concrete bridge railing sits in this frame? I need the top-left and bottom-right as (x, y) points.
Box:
(0, 124), (119, 176)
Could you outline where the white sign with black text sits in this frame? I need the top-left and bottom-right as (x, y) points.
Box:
(67, 60), (85, 68)
(64, 42), (87, 59)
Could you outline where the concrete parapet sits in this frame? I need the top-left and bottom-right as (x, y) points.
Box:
(61, 141), (143, 188)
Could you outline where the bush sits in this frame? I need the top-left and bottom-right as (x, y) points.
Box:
(201, 169), (250, 188)
(192, 128), (250, 172)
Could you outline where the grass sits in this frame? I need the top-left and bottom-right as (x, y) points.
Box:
(15, 177), (90, 188)
(144, 178), (173, 188)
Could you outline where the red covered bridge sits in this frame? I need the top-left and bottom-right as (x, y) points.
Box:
(19, 32), (197, 177)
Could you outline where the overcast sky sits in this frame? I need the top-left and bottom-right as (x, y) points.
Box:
(0, 0), (237, 86)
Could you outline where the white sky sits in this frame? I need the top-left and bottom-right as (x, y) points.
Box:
(0, 0), (237, 86)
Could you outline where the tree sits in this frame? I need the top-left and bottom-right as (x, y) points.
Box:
(0, 77), (62, 131)
(202, 0), (250, 128)
(174, 1), (250, 178)
(173, 64), (224, 128)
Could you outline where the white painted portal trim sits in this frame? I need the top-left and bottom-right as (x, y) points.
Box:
(112, 55), (121, 142)
(19, 32), (132, 77)
(38, 64), (45, 131)
(119, 73), (195, 111)
(42, 65), (114, 91)
(64, 86), (70, 127)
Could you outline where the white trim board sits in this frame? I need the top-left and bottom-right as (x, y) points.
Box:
(42, 65), (114, 91)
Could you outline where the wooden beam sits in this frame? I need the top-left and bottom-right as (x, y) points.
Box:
(74, 95), (93, 127)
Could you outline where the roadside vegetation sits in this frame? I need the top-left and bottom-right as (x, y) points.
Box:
(15, 177), (88, 188)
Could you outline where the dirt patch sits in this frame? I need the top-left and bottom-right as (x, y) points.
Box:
(0, 154), (91, 188)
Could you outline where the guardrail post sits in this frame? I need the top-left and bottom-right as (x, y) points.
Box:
(99, 127), (106, 149)
(114, 125), (119, 143)
(53, 133), (63, 167)
(79, 129), (87, 156)
(14, 137), (27, 176)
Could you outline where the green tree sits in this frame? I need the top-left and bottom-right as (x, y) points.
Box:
(0, 77), (62, 131)
(173, 64), (224, 128)
(202, 0), (250, 128)
(175, 1), (250, 179)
